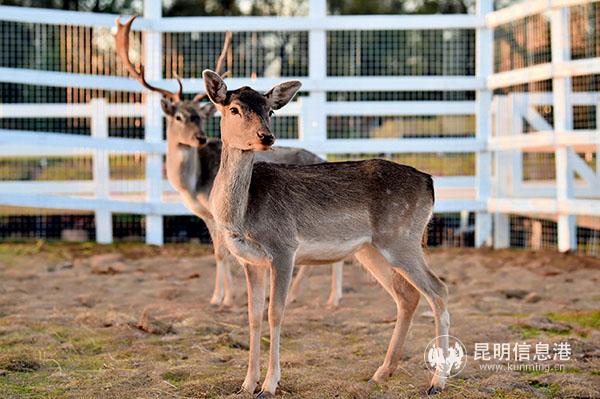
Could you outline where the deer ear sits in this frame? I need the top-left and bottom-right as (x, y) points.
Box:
(202, 69), (227, 105)
(199, 102), (217, 118)
(265, 81), (301, 110)
(160, 98), (176, 116)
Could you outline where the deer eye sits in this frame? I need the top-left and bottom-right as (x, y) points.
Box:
(175, 114), (184, 122)
(230, 107), (240, 115)
(190, 114), (199, 123)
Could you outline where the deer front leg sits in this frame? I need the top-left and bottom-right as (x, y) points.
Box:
(210, 258), (225, 305)
(220, 252), (235, 307)
(259, 255), (294, 397)
(326, 261), (344, 308)
(205, 219), (225, 305)
(242, 263), (267, 394)
(210, 229), (234, 306)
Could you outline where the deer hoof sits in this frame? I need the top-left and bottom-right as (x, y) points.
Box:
(255, 390), (274, 398)
(325, 299), (339, 309)
(426, 385), (443, 395)
(222, 298), (234, 308)
(236, 387), (253, 397)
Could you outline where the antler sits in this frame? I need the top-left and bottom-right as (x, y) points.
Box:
(193, 31), (233, 103)
(115, 16), (182, 102)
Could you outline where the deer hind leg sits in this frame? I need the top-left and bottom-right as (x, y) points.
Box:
(354, 245), (420, 382)
(373, 242), (449, 394)
(259, 254), (294, 397)
(326, 261), (344, 308)
(286, 265), (310, 305)
(241, 263), (267, 394)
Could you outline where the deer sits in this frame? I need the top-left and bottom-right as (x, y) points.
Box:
(114, 16), (343, 308)
(202, 69), (450, 397)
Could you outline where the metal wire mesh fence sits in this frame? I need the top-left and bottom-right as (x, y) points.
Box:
(0, 0), (598, 257)
(488, 1), (600, 256)
(327, 29), (475, 76)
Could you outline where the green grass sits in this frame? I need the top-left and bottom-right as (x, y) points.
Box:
(513, 325), (541, 339)
(548, 310), (600, 330)
(511, 323), (574, 339)
(162, 369), (190, 388)
(526, 381), (562, 398)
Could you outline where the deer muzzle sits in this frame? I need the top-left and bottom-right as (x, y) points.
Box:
(258, 132), (275, 146)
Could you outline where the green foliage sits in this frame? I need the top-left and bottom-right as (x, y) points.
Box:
(0, 0), (137, 14)
(328, 0), (472, 15)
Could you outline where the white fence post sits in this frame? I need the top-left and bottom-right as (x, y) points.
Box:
(144, 0), (164, 245)
(91, 98), (112, 244)
(509, 94), (524, 196)
(475, 0), (493, 247)
(551, 4), (576, 252)
(493, 95), (510, 249)
(307, 0), (328, 158)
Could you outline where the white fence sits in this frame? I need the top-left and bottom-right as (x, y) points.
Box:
(0, 0), (598, 254)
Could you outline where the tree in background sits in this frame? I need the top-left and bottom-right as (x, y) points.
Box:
(163, 0), (240, 16)
(0, 0), (137, 12)
(328, 0), (473, 15)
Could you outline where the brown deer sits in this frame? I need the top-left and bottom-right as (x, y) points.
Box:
(202, 70), (450, 396)
(114, 17), (343, 307)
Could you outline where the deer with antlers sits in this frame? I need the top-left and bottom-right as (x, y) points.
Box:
(114, 16), (343, 307)
(201, 69), (450, 397)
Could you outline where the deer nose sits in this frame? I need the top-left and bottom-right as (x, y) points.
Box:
(258, 132), (274, 146)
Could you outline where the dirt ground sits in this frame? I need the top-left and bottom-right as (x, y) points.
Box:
(0, 243), (599, 399)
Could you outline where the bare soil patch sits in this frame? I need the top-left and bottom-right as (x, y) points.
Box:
(0, 244), (599, 398)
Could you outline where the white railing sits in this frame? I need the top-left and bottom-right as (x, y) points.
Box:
(0, 0), (598, 252)
(0, 0), (488, 245)
(487, 0), (600, 252)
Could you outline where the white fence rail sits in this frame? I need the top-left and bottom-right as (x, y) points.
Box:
(486, 0), (600, 253)
(0, 0), (599, 253)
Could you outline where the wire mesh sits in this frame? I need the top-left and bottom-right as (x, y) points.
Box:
(490, 2), (600, 255)
(327, 91), (475, 101)
(112, 214), (145, 242)
(328, 29), (475, 76)
(327, 115), (475, 139)
(328, 0), (475, 15)
(164, 216), (211, 244)
(577, 217), (600, 256)
(570, 2), (600, 60)
(427, 212), (475, 247)
(0, 208), (96, 242)
(163, 31), (309, 78)
(0, 21), (139, 76)
(507, 214), (600, 256)
(509, 214), (558, 251)
(493, 14), (551, 74)
(327, 153), (475, 176)
(1, 4), (597, 253)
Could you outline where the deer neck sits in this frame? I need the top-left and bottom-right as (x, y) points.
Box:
(166, 138), (200, 196)
(165, 137), (219, 219)
(211, 143), (255, 232)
